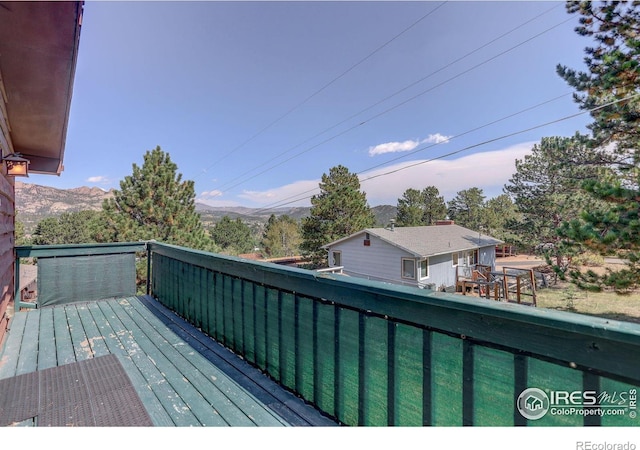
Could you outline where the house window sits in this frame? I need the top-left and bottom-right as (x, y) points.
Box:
(452, 252), (459, 266)
(419, 258), (429, 279)
(402, 258), (416, 279)
(462, 251), (477, 266)
(332, 251), (342, 267)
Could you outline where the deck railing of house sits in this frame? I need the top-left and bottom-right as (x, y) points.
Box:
(15, 241), (640, 426)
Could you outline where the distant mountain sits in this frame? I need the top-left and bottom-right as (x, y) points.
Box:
(15, 182), (398, 234)
(196, 203), (397, 228)
(15, 182), (114, 234)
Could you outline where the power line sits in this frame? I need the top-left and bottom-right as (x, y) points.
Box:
(244, 92), (640, 215)
(210, 2), (562, 192)
(193, 1), (447, 181)
(211, 8), (573, 195)
(203, 91), (574, 217)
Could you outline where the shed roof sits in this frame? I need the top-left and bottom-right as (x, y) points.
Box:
(323, 224), (504, 258)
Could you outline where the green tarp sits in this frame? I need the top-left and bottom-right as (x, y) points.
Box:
(37, 253), (137, 307)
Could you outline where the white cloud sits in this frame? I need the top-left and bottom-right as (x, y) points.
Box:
(368, 139), (421, 156)
(368, 133), (453, 156)
(238, 179), (320, 207)
(86, 175), (109, 183)
(200, 190), (223, 198)
(359, 142), (535, 204)
(227, 142), (534, 208)
(422, 133), (452, 145)
(197, 189), (243, 207)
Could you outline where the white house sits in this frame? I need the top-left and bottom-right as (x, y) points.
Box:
(321, 221), (504, 290)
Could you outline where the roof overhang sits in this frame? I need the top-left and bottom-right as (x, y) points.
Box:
(0, 1), (83, 176)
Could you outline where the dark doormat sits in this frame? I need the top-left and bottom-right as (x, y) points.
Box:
(0, 354), (153, 426)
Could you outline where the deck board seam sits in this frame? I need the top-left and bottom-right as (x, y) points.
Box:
(122, 296), (287, 426)
(84, 301), (174, 427)
(108, 298), (233, 426)
(138, 295), (338, 426)
(94, 299), (200, 426)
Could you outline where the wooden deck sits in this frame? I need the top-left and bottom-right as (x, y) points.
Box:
(0, 295), (337, 427)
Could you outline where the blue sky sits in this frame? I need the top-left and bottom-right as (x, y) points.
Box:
(27, 1), (596, 208)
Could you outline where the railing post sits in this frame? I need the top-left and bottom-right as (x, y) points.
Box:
(146, 241), (152, 296)
(14, 252), (20, 308)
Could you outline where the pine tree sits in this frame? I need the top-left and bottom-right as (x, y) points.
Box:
(396, 186), (447, 226)
(102, 146), (212, 250)
(210, 216), (254, 255)
(32, 210), (104, 245)
(422, 186), (448, 225)
(261, 214), (301, 257)
(483, 194), (519, 243)
(301, 165), (375, 265)
(447, 187), (485, 230)
(555, 2), (640, 290)
(503, 135), (603, 266)
(396, 188), (425, 226)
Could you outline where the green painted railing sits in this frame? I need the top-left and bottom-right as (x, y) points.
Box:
(147, 242), (640, 427)
(21, 242), (640, 426)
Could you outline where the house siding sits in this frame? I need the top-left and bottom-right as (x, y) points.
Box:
(0, 84), (15, 345)
(429, 253), (457, 289)
(479, 246), (497, 269)
(328, 234), (420, 287)
(0, 173), (14, 347)
(327, 232), (499, 291)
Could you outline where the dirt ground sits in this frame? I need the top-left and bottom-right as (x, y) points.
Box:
(495, 254), (546, 270)
(493, 253), (640, 324)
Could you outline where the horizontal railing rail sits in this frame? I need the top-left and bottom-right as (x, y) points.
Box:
(147, 242), (640, 426)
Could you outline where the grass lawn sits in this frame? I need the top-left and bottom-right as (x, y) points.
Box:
(535, 281), (640, 324)
(492, 255), (640, 325)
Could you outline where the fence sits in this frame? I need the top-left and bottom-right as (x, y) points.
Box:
(147, 242), (640, 426)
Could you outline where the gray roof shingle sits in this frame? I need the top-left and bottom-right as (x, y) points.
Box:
(324, 224), (504, 257)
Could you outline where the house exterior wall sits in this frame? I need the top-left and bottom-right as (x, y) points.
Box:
(327, 234), (422, 287)
(327, 235), (499, 291)
(478, 245), (497, 270)
(0, 111), (15, 345)
(429, 253), (457, 289)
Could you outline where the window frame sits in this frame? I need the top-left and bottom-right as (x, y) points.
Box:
(332, 250), (342, 267)
(419, 258), (429, 279)
(401, 258), (416, 280)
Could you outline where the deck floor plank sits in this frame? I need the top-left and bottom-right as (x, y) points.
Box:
(85, 302), (174, 427)
(138, 295), (337, 426)
(1, 296), (336, 427)
(121, 297), (287, 426)
(52, 306), (76, 366)
(0, 311), (28, 379)
(37, 308), (58, 371)
(94, 300), (201, 427)
(76, 304), (110, 358)
(15, 310), (40, 376)
(109, 298), (231, 426)
(131, 297), (291, 426)
(65, 304), (93, 361)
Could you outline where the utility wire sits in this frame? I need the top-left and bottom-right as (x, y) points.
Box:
(193, 1), (447, 181)
(211, 3), (562, 193)
(213, 11), (575, 195)
(244, 92), (640, 215)
(205, 91), (573, 217)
